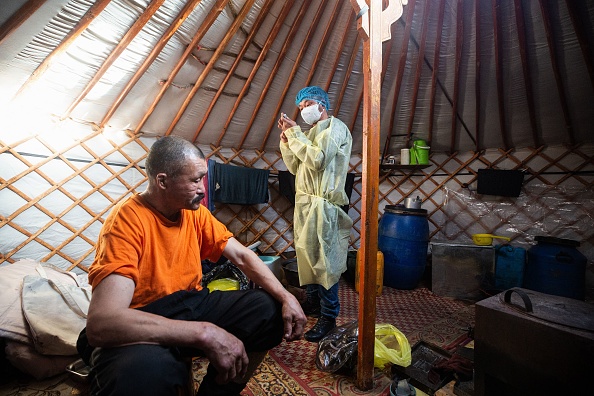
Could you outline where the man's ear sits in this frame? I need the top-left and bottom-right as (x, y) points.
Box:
(156, 173), (167, 189)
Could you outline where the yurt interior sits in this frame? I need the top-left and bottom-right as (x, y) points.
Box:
(1, 0), (593, 395)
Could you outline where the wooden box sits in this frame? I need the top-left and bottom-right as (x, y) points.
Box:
(474, 288), (594, 395)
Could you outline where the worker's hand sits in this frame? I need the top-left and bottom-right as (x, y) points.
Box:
(280, 293), (307, 341)
(199, 323), (249, 384)
(277, 113), (296, 134)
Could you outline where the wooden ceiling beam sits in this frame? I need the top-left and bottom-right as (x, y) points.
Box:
(0, 0), (46, 46)
(216, 0), (295, 146)
(322, 11), (354, 97)
(539, 0), (574, 145)
(513, 0), (540, 148)
(100, 0), (205, 129)
(134, 0), (230, 134)
(12, 0), (112, 100)
(286, 0), (345, 122)
(405, 0), (430, 141)
(492, 0), (510, 150)
(565, 0), (594, 95)
(426, 0), (465, 147)
(334, 35), (362, 115)
(258, 0), (327, 150)
(474, 0), (481, 151)
(191, 0), (274, 142)
(449, 0), (464, 153)
(235, 1), (309, 148)
(63, 0), (166, 119)
(165, 0), (257, 136)
(382, 0), (416, 160)
(350, 19), (396, 134)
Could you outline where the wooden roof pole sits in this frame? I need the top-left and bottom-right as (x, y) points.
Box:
(321, 12), (354, 96)
(449, 0), (463, 153)
(100, 0), (205, 129)
(286, 0), (345, 122)
(333, 35), (362, 115)
(258, 1), (326, 150)
(405, 0), (430, 139)
(63, 0), (166, 119)
(0, 0), (46, 46)
(235, 1), (309, 148)
(492, 0), (509, 150)
(134, 0), (230, 134)
(565, 0), (594, 95)
(427, 0), (446, 145)
(513, 0), (540, 148)
(215, 0), (295, 146)
(538, 0), (574, 145)
(165, 0), (257, 136)
(350, 19), (397, 138)
(474, 0), (481, 151)
(12, 0), (112, 100)
(382, 0), (415, 160)
(191, 0), (274, 142)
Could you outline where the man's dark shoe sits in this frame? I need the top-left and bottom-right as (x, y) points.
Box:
(304, 316), (336, 342)
(301, 299), (321, 318)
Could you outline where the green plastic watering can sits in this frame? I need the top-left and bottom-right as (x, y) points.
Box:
(409, 139), (430, 165)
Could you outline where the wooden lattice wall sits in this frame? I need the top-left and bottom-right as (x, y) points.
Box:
(1, 131), (593, 276)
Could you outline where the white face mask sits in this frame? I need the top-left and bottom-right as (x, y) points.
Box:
(300, 103), (322, 125)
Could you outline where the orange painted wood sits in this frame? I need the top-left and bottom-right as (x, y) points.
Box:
(13, 0), (112, 99)
(192, 0), (274, 142)
(216, 0), (295, 146)
(100, 0), (205, 128)
(356, 0), (382, 390)
(134, 0), (230, 134)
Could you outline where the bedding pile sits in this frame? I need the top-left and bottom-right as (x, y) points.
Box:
(0, 258), (91, 379)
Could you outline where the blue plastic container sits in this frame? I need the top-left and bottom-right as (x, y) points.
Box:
(379, 206), (429, 290)
(494, 245), (526, 290)
(524, 236), (587, 300)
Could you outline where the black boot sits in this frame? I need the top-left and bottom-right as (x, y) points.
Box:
(300, 299), (321, 318)
(304, 316), (336, 342)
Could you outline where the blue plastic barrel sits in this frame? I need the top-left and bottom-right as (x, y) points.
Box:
(524, 236), (587, 300)
(494, 245), (526, 290)
(378, 206), (429, 290)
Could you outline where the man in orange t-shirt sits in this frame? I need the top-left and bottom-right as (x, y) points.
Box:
(77, 136), (306, 396)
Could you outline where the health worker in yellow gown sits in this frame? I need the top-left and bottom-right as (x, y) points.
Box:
(278, 86), (353, 342)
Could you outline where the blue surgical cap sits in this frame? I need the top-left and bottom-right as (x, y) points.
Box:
(295, 86), (330, 110)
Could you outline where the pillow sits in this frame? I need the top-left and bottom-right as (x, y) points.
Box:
(0, 259), (85, 345)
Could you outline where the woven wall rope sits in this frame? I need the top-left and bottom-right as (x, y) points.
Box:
(1, 132), (593, 274)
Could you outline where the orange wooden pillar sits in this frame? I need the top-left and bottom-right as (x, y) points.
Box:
(350, 0), (408, 390)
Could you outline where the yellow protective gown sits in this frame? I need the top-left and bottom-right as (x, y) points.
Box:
(280, 116), (353, 289)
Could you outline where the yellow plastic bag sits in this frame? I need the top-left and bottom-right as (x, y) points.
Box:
(374, 323), (411, 369)
(207, 278), (239, 292)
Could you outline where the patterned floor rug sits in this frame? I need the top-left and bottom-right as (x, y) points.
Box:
(0, 279), (474, 396)
(238, 279), (474, 396)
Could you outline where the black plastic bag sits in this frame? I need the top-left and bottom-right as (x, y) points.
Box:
(201, 261), (249, 291)
(315, 320), (358, 373)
